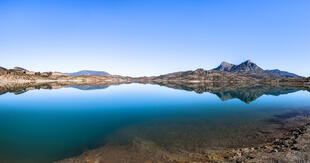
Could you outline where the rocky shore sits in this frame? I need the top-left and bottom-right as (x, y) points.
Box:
(55, 112), (310, 163)
(229, 121), (310, 162)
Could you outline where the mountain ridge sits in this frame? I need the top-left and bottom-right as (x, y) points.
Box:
(0, 61), (305, 80)
(213, 60), (303, 78)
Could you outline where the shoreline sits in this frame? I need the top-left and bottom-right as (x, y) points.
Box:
(228, 119), (310, 162)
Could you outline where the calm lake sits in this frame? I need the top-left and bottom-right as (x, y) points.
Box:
(0, 83), (309, 163)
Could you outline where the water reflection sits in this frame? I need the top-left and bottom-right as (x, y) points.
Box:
(0, 82), (308, 103)
(70, 85), (109, 90)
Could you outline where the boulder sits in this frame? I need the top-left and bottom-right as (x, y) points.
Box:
(41, 72), (52, 77)
(26, 71), (36, 75)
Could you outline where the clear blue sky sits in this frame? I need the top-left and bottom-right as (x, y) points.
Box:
(0, 0), (309, 77)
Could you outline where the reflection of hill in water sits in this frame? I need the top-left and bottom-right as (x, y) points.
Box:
(152, 81), (301, 103)
(0, 83), (63, 96)
(70, 85), (109, 90)
(0, 83), (109, 95)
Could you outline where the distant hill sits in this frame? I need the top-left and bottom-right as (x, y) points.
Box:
(12, 67), (29, 72)
(64, 70), (110, 76)
(265, 69), (303, 79)
(0, 67), (7, 71)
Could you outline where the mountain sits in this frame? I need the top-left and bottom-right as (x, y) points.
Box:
(151, 60), (304, 83)
(230, 60), (264, 73)
(151, 68), (259, 84)
(213, 60), (303, 79)
(65, 70), (110, 76)
(214, 60), (264, 74)
(265, 69), (303, 79)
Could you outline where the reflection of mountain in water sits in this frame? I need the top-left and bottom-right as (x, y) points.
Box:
(212, 86), (299, 103)
(70, 85), (109, 90)
(151, 81), (302, 103)
(0, 82), (305, 103)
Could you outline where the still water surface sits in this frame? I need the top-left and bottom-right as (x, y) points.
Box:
(0, 83), (309, 163)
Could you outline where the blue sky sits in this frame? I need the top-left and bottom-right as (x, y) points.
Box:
(0, 0), (309, 77)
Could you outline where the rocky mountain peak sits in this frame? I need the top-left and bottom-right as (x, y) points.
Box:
(214, 61), (235, 72)
(220, 61), (231, 65)
(230, 60), (264, 73)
